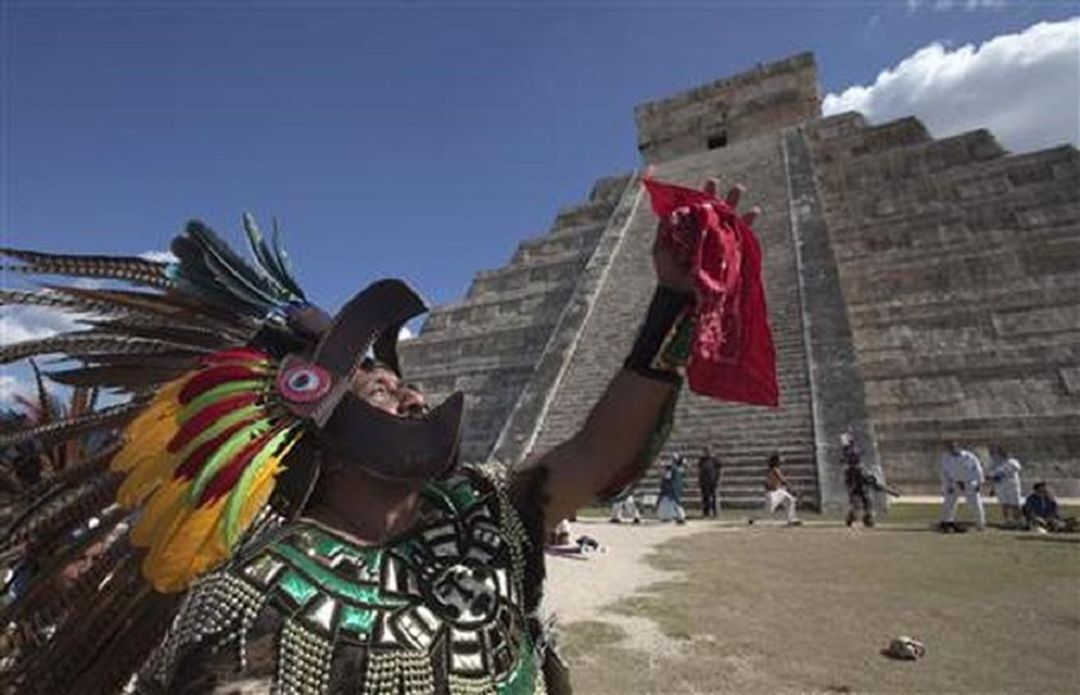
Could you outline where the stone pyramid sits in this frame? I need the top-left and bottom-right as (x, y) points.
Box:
(401, 52), (1079, 510)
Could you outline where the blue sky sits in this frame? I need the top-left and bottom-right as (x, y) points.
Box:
(1, 0), (1077, 343)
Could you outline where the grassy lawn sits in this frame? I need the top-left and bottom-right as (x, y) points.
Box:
(559, 516), (1080, 694)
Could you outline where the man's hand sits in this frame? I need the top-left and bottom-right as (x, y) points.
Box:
(651, 178), (761, 294)
(523, 173), (760, 530)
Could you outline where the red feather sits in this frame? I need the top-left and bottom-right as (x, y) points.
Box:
(198, 424), (285, 506)
(167, 393), (261, 453)
(201, 348), (270, 366)
(178, 365), (266, 405)
(174, 416), (262, 481)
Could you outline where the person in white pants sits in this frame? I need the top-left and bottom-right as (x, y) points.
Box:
(762, 453), (801, 525)
(987, 444), (1023, 526)
(610, 491), (642, 524)
(940, 440), (986, 531)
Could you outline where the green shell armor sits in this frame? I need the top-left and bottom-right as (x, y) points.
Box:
(140, 463), (545, 695)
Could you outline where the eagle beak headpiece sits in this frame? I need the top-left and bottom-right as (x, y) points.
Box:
(37, 221), (471, 592)
(278, 280), (464, 483)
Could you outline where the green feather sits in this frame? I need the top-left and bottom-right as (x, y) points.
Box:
(175, 404), (264, 461)
(187, 418), (273, 505)
(223, 425), (297, 545)
(178, 380), (264, 425)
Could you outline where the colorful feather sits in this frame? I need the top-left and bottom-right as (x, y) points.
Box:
(178, 364), (268, 404)
(224, 426), (298, 544)
(172, 409), (264, 480)
(202, 347), (271, 365)
(186, 417), (273, 504)
(198, 425), (281, 506)
(167, 393), (260, 453)
(177, 380), (264, 425)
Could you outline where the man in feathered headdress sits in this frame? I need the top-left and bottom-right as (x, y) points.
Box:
(0, 174), (774, 694)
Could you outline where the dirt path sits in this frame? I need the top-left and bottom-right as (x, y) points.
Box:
(544, 517), (705, 655)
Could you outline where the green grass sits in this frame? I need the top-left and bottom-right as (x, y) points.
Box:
(560, 521), (1080, 694)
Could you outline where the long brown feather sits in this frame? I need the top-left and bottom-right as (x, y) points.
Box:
(0, 248), (172, 288)
(46, 284), (253, 328)
(88, 317), (246, 349)
(0, 288), (120, 316)
(0, 400), (143, 450)
(0, 331), (197, 366)
(0, 468), (122, 561)
(46, 364), (185, 390)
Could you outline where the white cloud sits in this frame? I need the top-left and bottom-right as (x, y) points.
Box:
(908, 0), (1006, 11)
(139, 250), (178, 264)
(823, 18), (1080, 154)
(0, 372), (30, 406)
(399, 325), (415, 342)
(0, 306), (82, 346)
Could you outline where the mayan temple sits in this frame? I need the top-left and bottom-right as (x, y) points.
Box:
(400, 52), (1080, 510)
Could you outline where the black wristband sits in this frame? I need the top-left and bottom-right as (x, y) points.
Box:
(623, 286), (695, 383)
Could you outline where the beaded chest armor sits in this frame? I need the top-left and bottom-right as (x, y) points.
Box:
(141, 464), (544, 695)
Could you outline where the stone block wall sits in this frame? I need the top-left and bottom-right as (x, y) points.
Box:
(808, 114), (1080, 494)
(519, 131), (820, 509)
(635, 53), (819, 165)
(403, 51), (1078, 509)
(399, 175), (634, 462)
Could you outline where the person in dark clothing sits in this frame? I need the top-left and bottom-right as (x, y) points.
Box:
(842, 433), (899, 527)
(697, 444), (721, 518)
(1023, 482), (1077, 532)
(842, 433), (902, 526)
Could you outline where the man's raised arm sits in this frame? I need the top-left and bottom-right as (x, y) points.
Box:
(518, 178), (760, 529)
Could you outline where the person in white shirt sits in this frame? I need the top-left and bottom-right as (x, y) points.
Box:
(987, 443), (1023, 527)
(610, 489), (642, 524)
(940, 440), (986, 531)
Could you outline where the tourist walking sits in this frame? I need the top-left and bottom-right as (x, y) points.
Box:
(987, 444), (1023, 527)
(657, 453), (687, 524)
(939, 440), (986, 531)
(763, 453), (801, 525)
(697, 444), (721, 518)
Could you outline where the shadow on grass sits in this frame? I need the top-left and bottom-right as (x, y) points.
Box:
(1013, 534), (1080, 545)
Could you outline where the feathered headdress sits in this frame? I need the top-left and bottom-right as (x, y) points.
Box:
(0, 216), (462, 693)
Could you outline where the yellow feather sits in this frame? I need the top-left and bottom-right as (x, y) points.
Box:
(130, 477), (188, 548)
(137, 434), (299, 593)
(115, 443), (180, 508)
(110, 377), (185, 473)
(145, 497), (228, 593)
(236, 455), (286, 536)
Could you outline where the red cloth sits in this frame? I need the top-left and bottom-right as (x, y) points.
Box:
(642, 177), (779, 407)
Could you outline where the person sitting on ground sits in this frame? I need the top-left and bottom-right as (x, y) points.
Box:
(1022, 482), (1077, 533)
(763, 453), (801, 526)
(987, 444), (1024, 527)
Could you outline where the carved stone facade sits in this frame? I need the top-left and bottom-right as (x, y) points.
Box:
(402, 52), (1079, 509)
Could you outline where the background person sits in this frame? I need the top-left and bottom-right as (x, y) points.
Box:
(939, 440), (986, 531)
(697, 444), (721, 518)
(987, 444), (1024, 527)
(763, 453), (801, 526)
(657, 454), (687, 524)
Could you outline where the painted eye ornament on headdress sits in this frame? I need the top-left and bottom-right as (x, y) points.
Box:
(277, 362), (332, 403)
